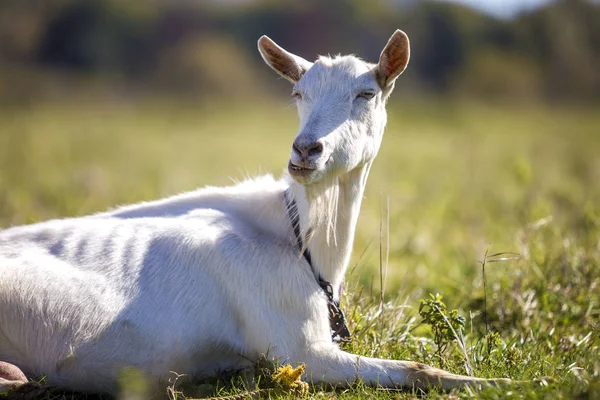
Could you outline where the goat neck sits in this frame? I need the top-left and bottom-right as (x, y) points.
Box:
(287, 161), (372, 298)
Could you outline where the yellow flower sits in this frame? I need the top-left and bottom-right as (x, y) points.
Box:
(272, 364), (308, 395)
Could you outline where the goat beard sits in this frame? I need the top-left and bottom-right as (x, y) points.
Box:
(306, 176), (340, 247)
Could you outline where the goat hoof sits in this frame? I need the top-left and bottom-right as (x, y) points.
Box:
(0, 361), (27, 393)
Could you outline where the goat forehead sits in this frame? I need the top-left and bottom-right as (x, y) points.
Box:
(300, 55), (375, 95)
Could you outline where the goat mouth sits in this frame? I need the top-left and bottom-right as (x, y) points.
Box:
(288, 160), (316, 176)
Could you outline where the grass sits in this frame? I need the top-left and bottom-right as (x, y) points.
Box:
(0, 97), (599, 399)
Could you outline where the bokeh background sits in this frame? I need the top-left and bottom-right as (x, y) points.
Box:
(0, 1), (599, 395)
(2, 0), (600, 103)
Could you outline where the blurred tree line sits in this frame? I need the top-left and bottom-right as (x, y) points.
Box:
(0, 0), (598, 103)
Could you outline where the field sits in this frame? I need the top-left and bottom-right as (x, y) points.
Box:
(0, 98), (599, 399)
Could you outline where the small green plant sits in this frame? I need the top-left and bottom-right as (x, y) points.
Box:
(485, 331), (502, 356)
(504, 346), (523, 369)
(419, 293), (466, 368)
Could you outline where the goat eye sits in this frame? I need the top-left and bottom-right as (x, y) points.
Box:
(357, 91), (375, 100)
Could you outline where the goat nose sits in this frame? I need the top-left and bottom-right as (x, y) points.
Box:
(292, 140), (323, 158)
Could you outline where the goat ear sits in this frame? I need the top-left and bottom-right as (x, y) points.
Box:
(376, 30), (410, 89)
(258, 35), (312, 83)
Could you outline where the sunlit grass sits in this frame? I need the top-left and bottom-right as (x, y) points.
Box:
(0, 98), (599, 399)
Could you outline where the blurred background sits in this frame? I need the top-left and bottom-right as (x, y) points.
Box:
(0, 0), (599, 316)
(1, 0), (599, 103)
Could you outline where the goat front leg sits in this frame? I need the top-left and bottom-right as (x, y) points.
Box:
(302, 347), (510, 391)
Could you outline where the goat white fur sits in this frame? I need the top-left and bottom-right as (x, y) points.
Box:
(0, 31), (510, 395)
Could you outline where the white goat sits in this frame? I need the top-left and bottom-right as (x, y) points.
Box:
(0, 30), (510, 396)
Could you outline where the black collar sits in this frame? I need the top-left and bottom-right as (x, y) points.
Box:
(284, 190), (351, 343)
